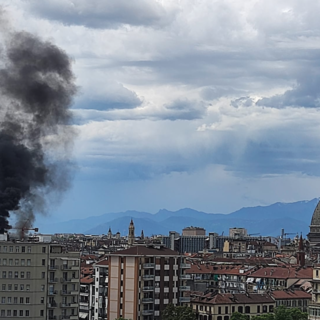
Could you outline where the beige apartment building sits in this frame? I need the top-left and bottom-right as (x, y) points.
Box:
(107, 244), (191, 320)
(0, 234), (80, 319)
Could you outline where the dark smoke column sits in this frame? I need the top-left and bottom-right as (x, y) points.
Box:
(0, 30), (76, 233)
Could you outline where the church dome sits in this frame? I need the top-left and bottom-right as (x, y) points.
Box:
(311, 201), (320, 226)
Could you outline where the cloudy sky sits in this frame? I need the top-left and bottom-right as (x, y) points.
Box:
(3, 0), (320, 224)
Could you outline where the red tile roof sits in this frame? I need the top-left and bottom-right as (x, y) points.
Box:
(271, 290), (311, 300)
(80, 275), (94, 284)
(249, 266), (312, 279)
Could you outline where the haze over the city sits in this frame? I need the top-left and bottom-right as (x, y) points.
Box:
(3, 1), (320, 225)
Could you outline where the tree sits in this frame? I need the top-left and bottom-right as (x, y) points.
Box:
(162, 303), (196, 320)
(230, 312), (250, 320)
(251, 306), (307, 320)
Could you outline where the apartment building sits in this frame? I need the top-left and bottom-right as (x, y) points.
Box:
(0, 234), (80, 319)
(309, 264), (320, 319)
(107, 244), (190, 320)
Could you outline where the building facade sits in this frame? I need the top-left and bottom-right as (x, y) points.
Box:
(0, 235), (80, 319)
(107, 244), (190, 320)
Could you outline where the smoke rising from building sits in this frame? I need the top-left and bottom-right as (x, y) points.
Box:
(0, 20), (76, 232)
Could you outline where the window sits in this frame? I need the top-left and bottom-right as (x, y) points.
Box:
(26, 272), (30, 279)
(13, 310), (17, 316)
(9, 259), (13, 265)
(9, 246), (13, 252)
(1, 310), (4, 317)
(21, 246), (25, 253)
(2, 271), (6, 278)
(7, 297), (11, 304)
(14, 297), (17, 304)
(21, 272), (25, 278)
(1, 284), (5, 290)
(26, 284), (30, 291)
(14, 284), (18, 290)
(25, 310), (29, 317)
(8, 284), (12, 291)
(15, 246), (19, 253)
(8, 271), (12, 278)
(42, 272), (45, 279)
(317, 270), (319, 278)
(42, 247), (46, 253)
(41, 297), (44, 304)
(245, 306), (250, 314)
(21, 259), (25, 266)
(225, 307), (229, 314)
(15, 259), (19, 266)
(20, 284), (24, 290)
(3, 246), (7, 252)
(40, 310), (44, 317)
(42, 259), (46, 266)
(27, 259), (31, 266)
(26, 297), (30, 304)
(218, 307), (221, 314)
(14, 271), (18, 278)
(7, 310), (11, 316)
(27, 246), (31, 253)
(263, 305), (267, 313)
(41, 285), (45, 291)
(20, 297), (24, 303)
(238, 306), (243, 313)
(1, 297), (5, 303)
(257, 306), (260, 313)
(19, 310), (23, 316)
(3, 259), (6, 265)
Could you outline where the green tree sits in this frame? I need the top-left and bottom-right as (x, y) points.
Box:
(251, 306), (307, 320)
(230, 312), (250, 320)
(162, 303), (196, 320)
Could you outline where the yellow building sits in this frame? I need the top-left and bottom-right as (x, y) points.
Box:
(309, 264), (320, 319)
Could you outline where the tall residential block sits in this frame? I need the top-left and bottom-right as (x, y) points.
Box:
(0, 234), (80, 320)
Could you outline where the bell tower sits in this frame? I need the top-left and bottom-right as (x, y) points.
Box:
(128, 219), (135, 246)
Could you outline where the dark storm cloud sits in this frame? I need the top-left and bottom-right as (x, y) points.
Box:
(26, 0), (170, 29)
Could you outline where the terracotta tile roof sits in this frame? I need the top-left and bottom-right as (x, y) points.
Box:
(110, 245), (179, 256)
(81, 267), (94, 275)
(95, 259), (109, 266)
(80, 275), (94, 284)
(249, 266), (312, 279)
(271, 290), (311, 300)
(186, 264), (251, 275)
(191, 292), (274, 305)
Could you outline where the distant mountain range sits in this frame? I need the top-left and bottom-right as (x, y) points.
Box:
(37, 198), (319, 237)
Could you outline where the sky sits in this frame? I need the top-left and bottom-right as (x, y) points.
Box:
(2, 0), (320, 225)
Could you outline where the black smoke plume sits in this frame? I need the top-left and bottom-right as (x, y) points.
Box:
(0, 27), (76, 233)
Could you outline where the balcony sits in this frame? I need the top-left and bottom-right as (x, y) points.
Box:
(61, 303), (71, 308)
(142, 286), (154, 291)
(70, 302), (78, 307)
(180, 274), (191, 280)
(49, 316), (57, 320)
(48, 302), (57, 308)
(142, 298), (154, 303)
(180, 263), (191, 269)
(180, 286), (190, 291)
(49, 265), (59, 270)
(61, 290), (72, 295)
(143, 275), (154, 280)
(48, 291), (58, 295)
(142, 309), (154, 316)
(143, 263), (155, 268)
(179, 297), (191, 303)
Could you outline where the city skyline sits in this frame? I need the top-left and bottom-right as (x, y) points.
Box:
(2, 1), (320, 225)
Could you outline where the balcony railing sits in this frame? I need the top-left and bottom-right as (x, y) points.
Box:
(180, 274), (191, 280)
(142, 286), (154, 291)
(49, 278), (58, 283)
(180, 263), (191, 269)
(61, 303), (71, 308)
(180, 286), (190, 291)
(142, 310), (154, 315)
(48, 302), (57, 308)
(48, 316), (57, 320)
(48, 291), (58, 295)
(179, 297), (191, 303)
(49, 265), (58, 270)
(143, 275), (155, 280)
(142, 298), (154, 303)
(143, 263), (155, 268)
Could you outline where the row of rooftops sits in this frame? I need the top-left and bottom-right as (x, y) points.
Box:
(186, 263), (313, 279)
(190, 289), (311, 305)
